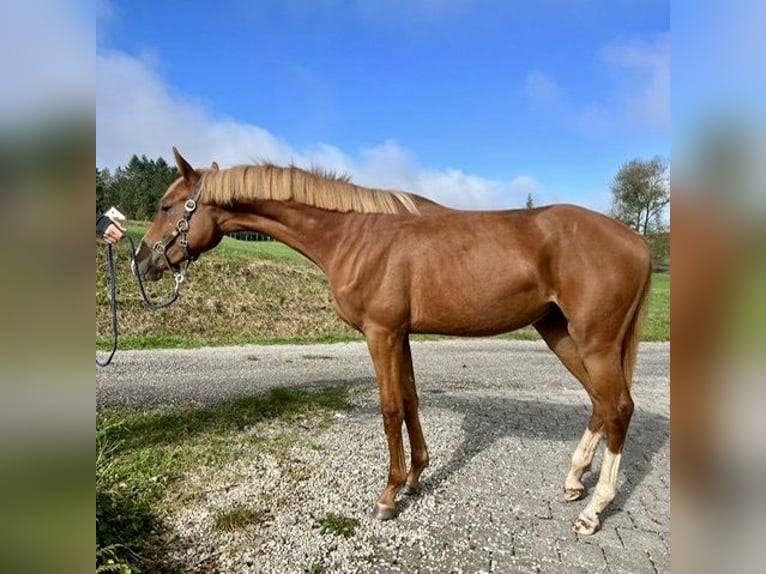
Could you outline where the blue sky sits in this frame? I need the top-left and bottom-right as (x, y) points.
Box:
(96, 0), (669, 211)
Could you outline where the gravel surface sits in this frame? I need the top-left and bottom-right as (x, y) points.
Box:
(97, 340), (670, 573)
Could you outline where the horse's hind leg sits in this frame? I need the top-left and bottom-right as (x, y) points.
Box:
(572, 349), (634, 536)
(565, 422), (604, 501)
(534, 311), (604, 502)
(401, 336), (430, 495)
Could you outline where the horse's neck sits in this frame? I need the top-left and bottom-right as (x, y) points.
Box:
(219, 200), (347, 273)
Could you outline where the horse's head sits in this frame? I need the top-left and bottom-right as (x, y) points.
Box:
(133, 147), (223, 282)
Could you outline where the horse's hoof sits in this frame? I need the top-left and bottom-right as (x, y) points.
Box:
(563, 487), (584, 502)
(372, 503), (397, 521)
(572, 515), (601, 536)
(401, 484), (419, 497)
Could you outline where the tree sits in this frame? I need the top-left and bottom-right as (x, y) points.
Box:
(525, 192), (534, 209)
(610, 156), (669, 235)
(96, 167), (112, 211)
(97, 155), (178, 220)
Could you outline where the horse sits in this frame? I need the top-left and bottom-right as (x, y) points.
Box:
(134, 148), (652, 535)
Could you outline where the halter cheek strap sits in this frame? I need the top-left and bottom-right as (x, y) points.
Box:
(152, 197), (199, 261)
(144, 178), (204, 284)
(152, 177), (202, 258)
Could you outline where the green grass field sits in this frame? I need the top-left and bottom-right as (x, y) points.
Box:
(644, 272), (669, 341)
(216, 235), (311, 264)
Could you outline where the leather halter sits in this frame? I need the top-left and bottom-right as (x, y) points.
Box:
(144, 178), (204, 285)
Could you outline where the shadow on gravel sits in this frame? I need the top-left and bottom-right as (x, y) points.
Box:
(349, 385), (669, 521)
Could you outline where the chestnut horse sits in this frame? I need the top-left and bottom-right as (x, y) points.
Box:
(135, 148), (652, 535)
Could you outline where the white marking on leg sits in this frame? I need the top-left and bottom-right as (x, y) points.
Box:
(575, 449), (622, 534)
(565, 428), (603, 494)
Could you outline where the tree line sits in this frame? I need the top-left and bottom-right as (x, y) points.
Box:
(98, 154), (669, 262)
(97, 154), (179, 222)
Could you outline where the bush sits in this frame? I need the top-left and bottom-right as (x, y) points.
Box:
(646, 231), (670, 269)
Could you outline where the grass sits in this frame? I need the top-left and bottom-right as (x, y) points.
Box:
(213, 503), (267, 532)
(96, 385), (351, 573)
(316, 512), (360, 538)
(216, 235), (311, 264)
(644, 272), (670, 341)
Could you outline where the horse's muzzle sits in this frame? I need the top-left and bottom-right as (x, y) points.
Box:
(132, 243), (165, 282)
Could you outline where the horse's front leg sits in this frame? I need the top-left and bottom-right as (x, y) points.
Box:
(365, 327), (408, 520)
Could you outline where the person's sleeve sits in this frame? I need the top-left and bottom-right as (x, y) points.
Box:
(96, 208), (113, 237)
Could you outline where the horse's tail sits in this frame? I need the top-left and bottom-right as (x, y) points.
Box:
(623, 256), (653, 390)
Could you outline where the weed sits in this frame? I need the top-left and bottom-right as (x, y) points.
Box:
(212, 503), (267, 532)
(286, 466), (313, 482)
(96, 545), (133, 573)
(316, 512), (360, 538)
(251, 431), (297, 462)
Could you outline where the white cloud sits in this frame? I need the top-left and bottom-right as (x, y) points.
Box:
(601, 33), (670, 131)
(97, 52), (294, 168)
(315, 141), (537, 210)
(416, 170), (538, 210)
(524, 33), (669, 135)
(97, 51), (538, 210)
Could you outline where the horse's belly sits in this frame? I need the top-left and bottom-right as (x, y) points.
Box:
(409, 290), (549, 336)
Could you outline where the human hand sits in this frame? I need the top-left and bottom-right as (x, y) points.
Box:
(102, 221), (126, 244)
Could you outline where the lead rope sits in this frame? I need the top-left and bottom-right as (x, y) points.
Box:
(125, 234), (183, 311)
(96, 235), (184, 367)
(96, 244), (119, 367)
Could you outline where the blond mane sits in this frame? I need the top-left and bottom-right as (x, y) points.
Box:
(196, 164), (420, 215)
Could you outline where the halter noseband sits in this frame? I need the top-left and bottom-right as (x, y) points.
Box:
(145, 178), (204, 286)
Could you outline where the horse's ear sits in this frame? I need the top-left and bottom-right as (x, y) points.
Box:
(210, 161), (220, 171)
(172, 147), (198, 182)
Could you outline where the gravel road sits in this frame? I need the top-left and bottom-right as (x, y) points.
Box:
(97, 340), (669, 573)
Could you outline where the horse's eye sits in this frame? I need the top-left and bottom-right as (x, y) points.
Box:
(161, 204), (171, 213)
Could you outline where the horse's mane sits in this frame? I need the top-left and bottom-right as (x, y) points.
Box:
(197, 163), (420, 215)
